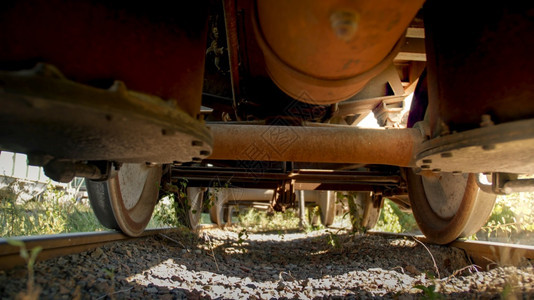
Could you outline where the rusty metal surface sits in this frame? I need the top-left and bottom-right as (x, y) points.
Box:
(394, 37), (426, 62)
(0, 0), (209, 117)
(208, 124), (421, 166)
(171, 166), (402, 192)
(204, 0), (234, 101)
(223, 0), (241, 103)
(0, 228), (176, 270)
(424, 1), (534, 133)
(415, 118), (534, 174)
(172, 168), (401, 183)
(0, 65), (213, 163)
(253, 0), (424, 104)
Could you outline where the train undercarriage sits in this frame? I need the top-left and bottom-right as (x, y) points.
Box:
(1, 0), (533, 244)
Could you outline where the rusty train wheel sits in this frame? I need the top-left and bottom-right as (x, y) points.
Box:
(406, 170), (496, 244)
(182, 187), (205, 230)
(87, 163), (162, 237)
(347, 192), (382, 232)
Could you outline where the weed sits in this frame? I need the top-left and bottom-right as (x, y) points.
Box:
(174, 179), (193, 228)
(1, 181), (105, 236)
(375, 199), (418, 234)
(345, 193), (366, 233)
(304, 223), (324, 233)
(413, 284), (443, 300)
(325, 230), (341, 249)
(6, 239), (42, 300)
(152, 193), (182, 228)
(103, 268), (115, 300)
(237, 208), (300, 232)
(235, 228), (249, 254)
(237, 229), (249, 246)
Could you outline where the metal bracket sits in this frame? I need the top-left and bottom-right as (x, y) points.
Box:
(271, 180), (296, 212)
(476, 173), (534, 195)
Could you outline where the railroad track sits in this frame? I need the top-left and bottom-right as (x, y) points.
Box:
(367, 231), (534, 269)
(1, 226), (532, 270)
(0, 224), (220, 270)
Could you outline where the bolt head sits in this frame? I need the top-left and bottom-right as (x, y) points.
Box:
(330, 11), (359, 41)
(440, 152), (453, 158)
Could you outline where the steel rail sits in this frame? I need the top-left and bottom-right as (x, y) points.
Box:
(366, 231), (534, 270)
(0, 227), (184, 270)
(0, 225), (224, 270)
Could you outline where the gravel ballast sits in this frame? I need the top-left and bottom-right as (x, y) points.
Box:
(1, 228), (533, 299)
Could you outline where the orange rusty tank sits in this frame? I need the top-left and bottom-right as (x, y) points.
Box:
(253, 0), (424, 104)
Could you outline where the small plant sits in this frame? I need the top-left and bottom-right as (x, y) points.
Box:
(152, 194), (180, 228)
(155, 179), (197, 229)
(237, 208), (300, 232)
(413, 284), (443, 300)
(6, 239), (42, 300)
(374, 199), (418, 233)
(103, 267), (116, 299)
(174, 179), (192, 228)
(346, 193), (366, 234)
(237, 228), (249, 246)
(325, 230), (341, 249)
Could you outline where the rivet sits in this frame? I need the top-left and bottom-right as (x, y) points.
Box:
(192, 157), (202, 162)
(432, 168), (441, 173)
(482, 144), (496, 151)
(422, 159), (432, 164)
(421, 165), (430, 169)
(200, 150), (210, 156)
(480, 114), (494, 127)
(330, 11), (359, 42)
(440, 152), (453, 158)
(192, 140), (204, 147)
(452, 171), (462, 175)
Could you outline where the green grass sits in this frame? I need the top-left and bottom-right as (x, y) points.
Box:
(1, 182), (106, 237)
(374, 199), (419, 234)
(476, 192), (534, 242)
(237, 208), (300, 232)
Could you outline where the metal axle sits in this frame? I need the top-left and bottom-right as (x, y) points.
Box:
(208, 124), (422, 166)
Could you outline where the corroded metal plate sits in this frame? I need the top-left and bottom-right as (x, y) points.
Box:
(415, 119), (534, 174)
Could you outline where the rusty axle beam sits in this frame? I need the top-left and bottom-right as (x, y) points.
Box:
(208, 124), (422, 167)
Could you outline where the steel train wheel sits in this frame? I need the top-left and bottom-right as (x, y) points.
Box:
(210, 204), (233, 226)
(183, 187), (205, 230)
(209, 188), (227, 226)
(406, 170), (496, 244)
(317, 191), (336, 227)
(405, 71), (497, 244)
(347, 192), (381, 232)
(86, 163), (162, 237)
